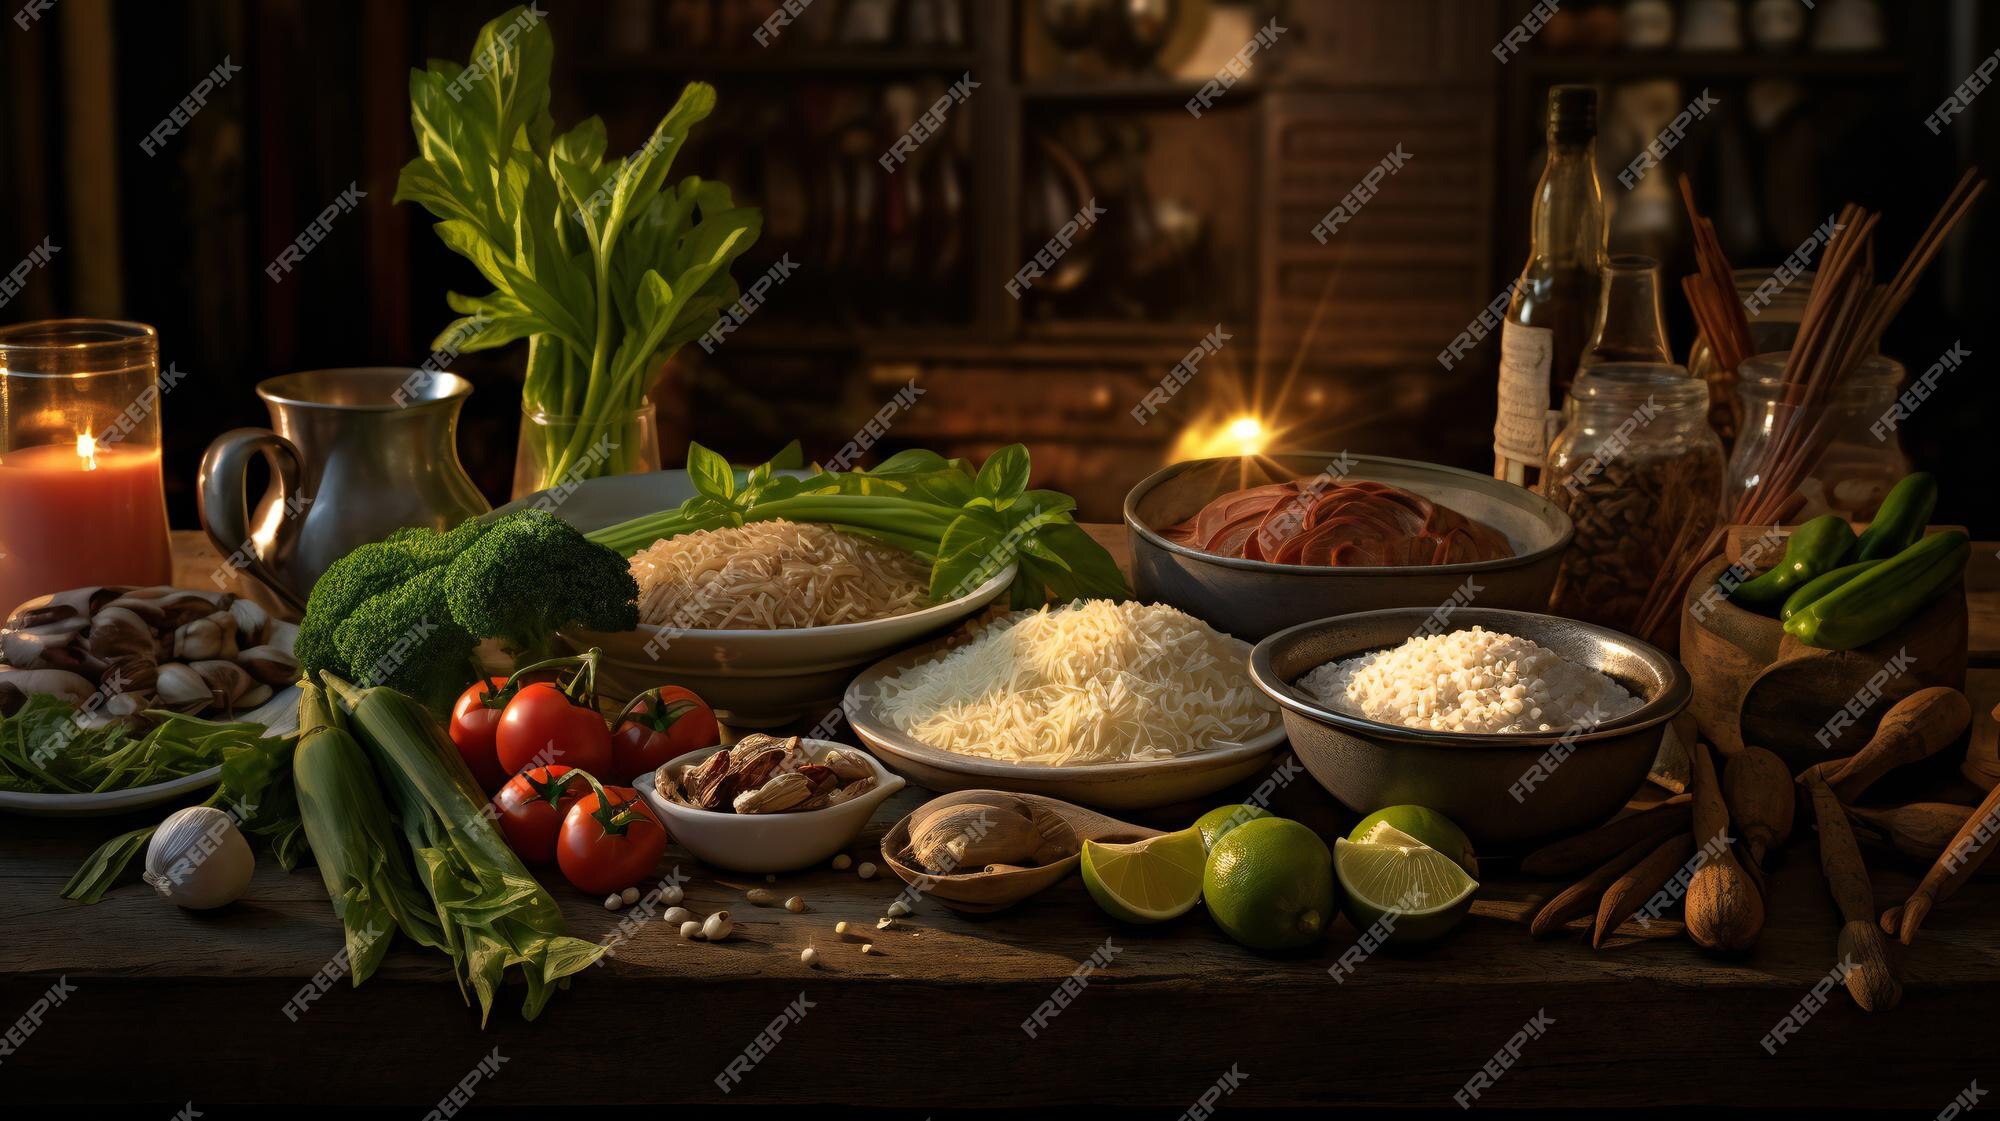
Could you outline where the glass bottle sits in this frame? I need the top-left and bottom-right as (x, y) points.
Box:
(1541, 364), (1724, 632)
(1495, 85), (1607, 485)
(1580, 254), (1673, 368)
(1686, 269), (1815, 447)
(1723, 351), (1912, 522)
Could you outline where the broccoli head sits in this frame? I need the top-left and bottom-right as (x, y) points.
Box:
(443, 509), (639, 655)
(296, 519), (495, 677)
(330, 568), (478, 713)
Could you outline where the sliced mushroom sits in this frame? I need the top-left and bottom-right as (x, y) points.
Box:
(189, 659), (258, 711)
(173, 612), (239, 662)
(86, 605), (160, 664)
(0, 666), (97, 707)
(2, 626), (85, 671)
(105, 587), (226, 630)
(155, 663), (213, 711)
(236, 644), (300, 687)
(4, 586), (129, 631)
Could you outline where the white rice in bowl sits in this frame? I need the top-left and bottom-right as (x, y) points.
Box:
(1296, 625), (1643, 735)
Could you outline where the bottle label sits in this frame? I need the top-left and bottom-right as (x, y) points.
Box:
(1495, 321), (1556, 468)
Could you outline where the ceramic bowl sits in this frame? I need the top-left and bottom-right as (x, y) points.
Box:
(1124, 453), (1574, 641)
(635, 740), (906, 874)
(842, 632), (1287, 811)
(1248, 607), (1690, 845)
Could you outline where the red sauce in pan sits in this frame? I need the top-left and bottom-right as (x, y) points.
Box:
(1160, 479), (1514, 567)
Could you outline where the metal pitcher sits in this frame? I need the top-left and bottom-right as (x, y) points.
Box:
(198, 368), (491, 612)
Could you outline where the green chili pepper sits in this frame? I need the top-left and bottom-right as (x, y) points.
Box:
(1853, 472), (1937, 561)
(1779, 559), (1883, 621)
(1783, 531), (1970, 650)
(1729, 514), (1857, 612)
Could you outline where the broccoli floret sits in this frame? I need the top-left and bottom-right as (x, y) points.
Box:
(295, 537), (436, 677)
(331, 569), (478, 713)
(443, 509), (639, 656)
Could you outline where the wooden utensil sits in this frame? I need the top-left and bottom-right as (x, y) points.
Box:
(1530, 832), (1663, 938)
(1592, 833), (1695, 948)
(1725, 745), (1794, 870)
(1806, 687), (1972, 801)
(879, 789), (1161, 913)
(1846, 803), (1978, 863)
(1805, 774), (1902, 1011)
(1520, 795), (1692, 878)
(1686, 742), (1765, 951)
(1892, 778), (2000, 945)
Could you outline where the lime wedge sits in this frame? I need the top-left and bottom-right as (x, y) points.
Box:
(1081, 827), (1207, 924)
(1333, 823), (1480, 944)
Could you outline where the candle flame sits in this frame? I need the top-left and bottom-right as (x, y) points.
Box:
(76, 433), (98, 470)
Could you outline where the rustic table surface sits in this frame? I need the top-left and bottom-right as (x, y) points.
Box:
(2, 529), (1996, 1110)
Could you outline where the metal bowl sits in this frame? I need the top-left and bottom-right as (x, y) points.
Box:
(1124, 453), (1573, 641)
(1249, 608), (1690, 845)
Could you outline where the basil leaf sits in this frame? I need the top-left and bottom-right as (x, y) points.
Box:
(686, 441), (736, 501)
(974, 444), (1032, 503)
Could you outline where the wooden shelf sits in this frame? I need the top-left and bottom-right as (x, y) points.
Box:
(1019, 75), (1260, 103)
(576, 49), (978, 77)
(1520, 50), (1906, 81)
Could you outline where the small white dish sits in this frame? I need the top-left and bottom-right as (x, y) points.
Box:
(636, 739), (906, 874)
(0, 620), (302, 818)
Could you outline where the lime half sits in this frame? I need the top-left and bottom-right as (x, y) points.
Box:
(1081, 827), (1207, 924)
(1333, 823), (1480, 944)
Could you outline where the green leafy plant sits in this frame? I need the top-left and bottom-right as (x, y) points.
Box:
(587, 443), (1132, 610)
(396, 5), (761, 491)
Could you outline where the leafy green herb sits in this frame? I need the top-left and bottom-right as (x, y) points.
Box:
(396, 5), (761, 492)
(586, 443), (1132, 610)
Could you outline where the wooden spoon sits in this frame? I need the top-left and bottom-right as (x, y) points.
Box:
(880, 789), (1162, 913)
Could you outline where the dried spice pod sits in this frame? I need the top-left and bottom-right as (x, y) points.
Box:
(1685, 742), (1764, 951)
(1894, 778), (2000, 945)
(1805, 774), (1902, 1011)
(1592, 832), (1696, 948)
(1846, 803), (1977, 863)
(1531, 833), (1663, 938)
(1724, 746), (1794, 869)
(1520, 795), (1693, 878)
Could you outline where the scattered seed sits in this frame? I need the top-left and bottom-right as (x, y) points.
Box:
(857, 862), (878, 880)
(876, 916), (894, 930)
(746, 887), (778, 906)
(861, 942), (876, 955)
(886, 899), (911, 918)
(785, 896), (806, 913)
(620, 886), (640, 905)
(679, 921), (703, 940)
(832, 854), (853, 870)
(703, 910), (735, 941)
(662, 906), (692, 926)
(603, 894), (623, 911)
(834, 920), (853, 937)
(801, 946), (820, 968)
(661, 885), (684, 906)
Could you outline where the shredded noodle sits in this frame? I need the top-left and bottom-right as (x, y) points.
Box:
(630, 520), (932, 630)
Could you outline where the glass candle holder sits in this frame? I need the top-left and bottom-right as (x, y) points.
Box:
(0, 320), (174, 615)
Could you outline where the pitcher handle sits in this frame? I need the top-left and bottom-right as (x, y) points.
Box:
(198, 428), (309, 614)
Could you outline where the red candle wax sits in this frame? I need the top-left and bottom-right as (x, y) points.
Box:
(0, 439), (173, 616)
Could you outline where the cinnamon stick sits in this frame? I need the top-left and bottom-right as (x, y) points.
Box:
(1519, 796), (1692, 878)
(1895, 778), (2000, 945)
(1591, 833), (1695, 949)
(1531, 832), (1663, 938)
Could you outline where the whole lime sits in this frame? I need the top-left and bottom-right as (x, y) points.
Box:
(1194, 803), (1273, 852)
(1348, 805), (1479, 878)
(1202, 817), (1337, 953)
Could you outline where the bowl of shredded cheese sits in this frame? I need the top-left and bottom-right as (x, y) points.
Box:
(1249, 608), (1689, 844)
(844, 600), (1287, 810)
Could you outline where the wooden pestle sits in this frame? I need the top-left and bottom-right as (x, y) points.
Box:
(1805, 773), (1901, 1011)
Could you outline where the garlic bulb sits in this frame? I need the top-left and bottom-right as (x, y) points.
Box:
(143, 806), (254, 909)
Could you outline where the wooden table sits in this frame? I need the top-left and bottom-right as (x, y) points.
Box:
(3, 530), (1997, 1110)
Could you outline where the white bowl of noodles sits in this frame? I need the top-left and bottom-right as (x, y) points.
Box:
(568, 520), (1016, 726)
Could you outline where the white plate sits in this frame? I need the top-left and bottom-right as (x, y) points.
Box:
(635, 741), (905, 874)
(0, 620), (301, 818)
(842, 632), (1289, 812)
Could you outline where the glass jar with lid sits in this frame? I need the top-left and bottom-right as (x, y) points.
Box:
(1540, 363), (1724, 632)
(1687, 268), (1814, 447)
(1723, 351), (1912, 523)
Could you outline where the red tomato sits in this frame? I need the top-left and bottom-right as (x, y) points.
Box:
(610, 686), (720, 782)
(449, 677), (518, 793)
(493, 765), (589, 864)
(495, 682), (612, 777)
(557, 787), (668, 895)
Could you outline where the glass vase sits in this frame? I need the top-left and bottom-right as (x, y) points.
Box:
(0, 320), (174, 615)
(511, 403), (662, 501)
(1724, 351), (1911, 523)
(1687, 268), (1814, 449)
